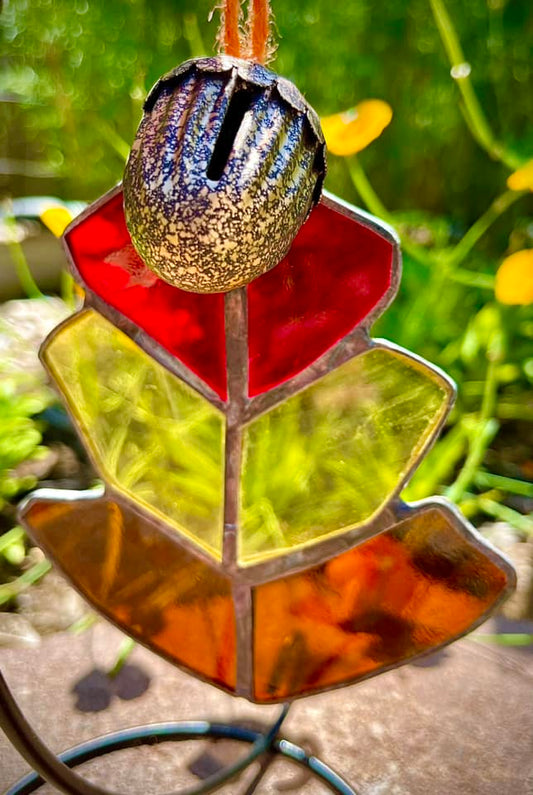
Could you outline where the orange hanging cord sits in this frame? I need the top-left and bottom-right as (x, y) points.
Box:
(248, 0), (272, 63)
(222, 0), (241, 58)
(217, 0), (274, 65)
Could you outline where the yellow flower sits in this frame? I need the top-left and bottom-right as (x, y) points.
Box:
(495, 250), (533, 305)
(321, 100), (393, 157)
(40, 206), (73, 238)
(507, 160), (533, 192)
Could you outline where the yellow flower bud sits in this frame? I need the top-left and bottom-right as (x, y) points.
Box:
(507, 160), (533, 192)
(40, 206), (73, 238)
(495, 249), (533, 305)
(321, 100), (393, 157)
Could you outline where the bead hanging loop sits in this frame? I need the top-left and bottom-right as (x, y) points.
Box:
(216, 0), (275, 64)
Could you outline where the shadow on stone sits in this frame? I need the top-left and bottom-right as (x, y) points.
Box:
(72, 663), (150, 712)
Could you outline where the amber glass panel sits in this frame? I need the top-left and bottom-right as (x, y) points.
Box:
(65, 191), (227, 399)
(253, 506), (509, 701)
(43, 310), (225, 559)
(240, 346), (450, 564)
(23, 495), (236, 690)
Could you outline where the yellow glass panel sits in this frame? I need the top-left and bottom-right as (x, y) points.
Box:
(240, 347), (450, 564)
(253, 506), (509, 702)
(23, 494), (236, 690)
(43, 310), (225, 559)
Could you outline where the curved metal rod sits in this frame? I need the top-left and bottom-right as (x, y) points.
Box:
(4, 727), (358, 795)
(5, 726), (357, 795)
(0, 671), (291, 795)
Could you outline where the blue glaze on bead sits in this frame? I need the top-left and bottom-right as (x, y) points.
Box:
(123, 56), (326, 293)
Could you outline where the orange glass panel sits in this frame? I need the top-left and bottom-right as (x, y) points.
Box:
(253, 506), (510, 702)
(23, 493), (236, 691)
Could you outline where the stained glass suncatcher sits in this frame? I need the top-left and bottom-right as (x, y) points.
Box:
(19, 54), (515, 703)
(19, 184), (515, 702)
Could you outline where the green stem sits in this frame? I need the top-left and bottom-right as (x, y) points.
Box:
(429, 0), (522, 170)
(446, 352), (501, 503)
(95, 119), (130, 162)
(446, 268), (494, 289)
(68, 613), (98, 634)
(446, 417), (499, 503)
(497, 401), (533, 422)
(347, 159), (516, 286)
(183, 13), (205, 59)
(108, 637), (136, 679)
(60, 270), (76, 310)
(477, 497), (533, 534)
(5, 218), (44, 299)
(348, 157), (440, 268)
(481, 356), (499, 420)
(0, 526), (25, 555)
(347, 157), (391, 220)
(0, 559), (52, 606)
(445, 190), (525, 268)
(471, 634), (533, 646)
(475, 471), (533, 498)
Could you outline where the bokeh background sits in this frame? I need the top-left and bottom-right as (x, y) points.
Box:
(2, 0), (532, 210)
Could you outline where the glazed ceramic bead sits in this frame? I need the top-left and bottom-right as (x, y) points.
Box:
(123, 56), (326, 293)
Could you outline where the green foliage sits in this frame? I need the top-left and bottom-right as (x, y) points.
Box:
(2, 0), (532, 211)
(0, 526), (26, 566)
(0, 374), (53, 508)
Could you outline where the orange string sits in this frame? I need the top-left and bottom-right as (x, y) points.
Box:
(216, 0), (274, 64)
(249, 0), (271, 64)
(222, 0), (241, 57)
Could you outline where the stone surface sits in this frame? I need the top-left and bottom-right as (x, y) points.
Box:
(502, 538), (533, 620)
(16, 568), (88, 635)
(0, 619), (532, 794)
(481, 521), (533, 620)
(0, 612), (40, 648)
(0, 297), (70, 387)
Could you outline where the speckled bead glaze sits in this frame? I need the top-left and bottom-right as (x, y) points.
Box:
(123, 56), (326, 293)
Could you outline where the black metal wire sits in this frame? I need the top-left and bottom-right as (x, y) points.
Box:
(1, 672), (356, 795)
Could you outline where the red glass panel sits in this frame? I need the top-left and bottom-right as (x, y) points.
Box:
(248, 200), (394, 396)
(65, 191), (227, 400)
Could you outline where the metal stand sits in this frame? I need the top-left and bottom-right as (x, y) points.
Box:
(0, 673), (356, 795)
